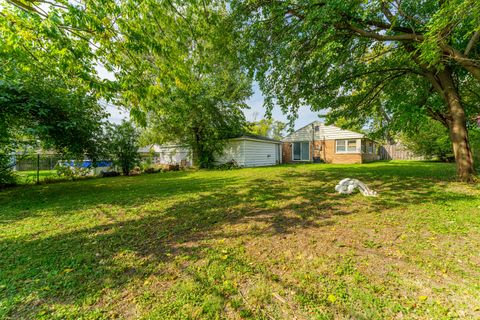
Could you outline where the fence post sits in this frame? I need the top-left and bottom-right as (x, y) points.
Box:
(37, 154), (40, 184)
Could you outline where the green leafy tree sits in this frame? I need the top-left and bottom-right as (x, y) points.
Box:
(233, 0), (480, 181)
(107, 121), (140, 175)
(0, 0), (112, 183)
(401, 118), (453, 161)
(3, 1), (251, 169)
(0, 79), (107, 155)
(246, 118), (287, 140)
(102, 0), (251, 168)
(0, 78), (107, 184)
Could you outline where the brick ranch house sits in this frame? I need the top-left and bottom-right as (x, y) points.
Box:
(282, 121), (380, 164)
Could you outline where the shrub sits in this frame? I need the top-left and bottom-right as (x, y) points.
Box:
(107, 121), (140, 175)
(55, 162), (91, 180)
(144, 167), (159, 174)
(100, 171), (120, 178)
(215, 160), (239, 170)
(129, 166), (142, 176)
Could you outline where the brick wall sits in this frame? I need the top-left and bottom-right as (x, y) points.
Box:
(282, 142), (292, 163)
(323, 140), (362, 164)
(282, 140), (364, 164)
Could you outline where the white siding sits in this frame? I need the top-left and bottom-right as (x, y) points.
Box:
(152, 137), (281, 168)
(244, 140), (279, 167)
(157, 146), (191, 166)
(283, 121), (364, 142)
(214, 140), (245, 166)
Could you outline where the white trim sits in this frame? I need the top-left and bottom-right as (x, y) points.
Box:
(243, 139), (246, 166)
(335, 139), (361, 154)
(282, 121), (364, 142)
(229, 137), (282, 144)
(291, 141), (311, 161)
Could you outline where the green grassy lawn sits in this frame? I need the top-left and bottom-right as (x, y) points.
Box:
(1, 161), (479, 319)
(14, 170), (59, 184)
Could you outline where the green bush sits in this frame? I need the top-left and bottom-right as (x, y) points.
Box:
(0, 153), (16, 187)
(215, 160), (240, 170)
(55, 162), (91, 180)
(107, 121), (140, 175)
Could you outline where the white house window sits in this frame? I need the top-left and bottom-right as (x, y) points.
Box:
(293, 142), (310, 160)
(347, 140), (356, 152)
(314, 125), (320, 132)
(336, 140), (346, 152)
(367, 141), (374, 154)
(336, 139), (357, 153)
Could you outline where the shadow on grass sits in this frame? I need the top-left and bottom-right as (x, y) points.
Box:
(0, 161), (473, 317)
(0, 171), (236, 224)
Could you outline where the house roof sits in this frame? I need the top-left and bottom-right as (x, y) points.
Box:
(230, 133), (282, 143)
(138, 144), (188, 153)
(282, 121), (365, 142)
(139, 134), (281, 153)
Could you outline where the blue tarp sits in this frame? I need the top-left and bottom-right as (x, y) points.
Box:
(62, 160), (113, 168)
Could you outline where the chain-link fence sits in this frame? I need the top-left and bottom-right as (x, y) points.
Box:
(14, 154), (62, 171)
(12, 154), (62, 184)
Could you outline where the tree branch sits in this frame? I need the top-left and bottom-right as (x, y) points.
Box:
(381, 2), (395, 24)
(441, 45), (480, 81)
(345, 23), (424, 42)
(352, 72), (407, 110)
(465, 30), (480, 56)
(313, 67), (420, 91)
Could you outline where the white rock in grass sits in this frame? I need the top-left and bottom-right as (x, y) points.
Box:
(335, 178), (378, 197)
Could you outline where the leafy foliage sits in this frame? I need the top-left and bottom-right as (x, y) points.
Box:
(232, 0), (479, 119)
(401, 119), (453, 161)
(0, 1), (112, 183)
(468, 127), (480, 168)
(107, 121), (140, 176)
(0, 80), (107, 155)
(112, 1), (252, 167)
(245, 118), (286, 140)
(232, 0), (480, 179)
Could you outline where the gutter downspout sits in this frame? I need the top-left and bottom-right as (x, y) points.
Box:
(323, 136), (326, 162)
(311, 124), (315, 162)
(243, 139), (246, 167)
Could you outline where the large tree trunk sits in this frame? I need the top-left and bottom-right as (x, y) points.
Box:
(437, 69), (476, 181)
(192, 131), (201, 168)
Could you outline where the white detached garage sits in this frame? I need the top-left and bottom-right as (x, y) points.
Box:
(215, 135), (282, 167)
(142, 135), (282, 168)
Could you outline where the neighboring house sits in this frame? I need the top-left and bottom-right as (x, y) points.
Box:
(282, 121), (379, 164)
(139, 134), (282, 167)
(139, 144), (192, 167)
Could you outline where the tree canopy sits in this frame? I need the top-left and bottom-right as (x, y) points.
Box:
(99, 0), (252, 167)
(246, 118), (287, 140)
(232, 0), (480, 180)
(0, 0), (112, 155)
(2, 0), (480, 179)
(1, 0), (252, 169)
